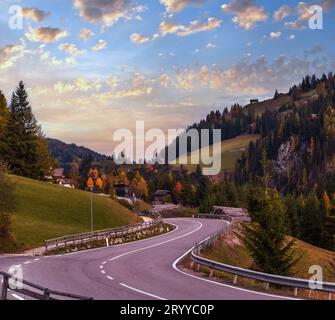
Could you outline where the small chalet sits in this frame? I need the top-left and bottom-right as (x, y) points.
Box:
(154, 190), (172, 204)
(52, 168), (65, 183)
(51, 168), (76, 188)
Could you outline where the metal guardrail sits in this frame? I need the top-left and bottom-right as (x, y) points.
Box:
(196, 213), (234, 222)
(192, 215), (335, 297)
(44, 214), (161, 253)
(0, 271), (93, 300)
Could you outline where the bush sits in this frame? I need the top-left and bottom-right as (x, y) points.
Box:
(0, 162), (16, 252)
(117, 199), (134, 211)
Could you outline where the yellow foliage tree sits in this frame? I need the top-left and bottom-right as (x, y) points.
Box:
(87, 177), (94, 190)
(96, 177), (103, 190)
(131, 171), (148, 199)
(323, 191), (332, 217)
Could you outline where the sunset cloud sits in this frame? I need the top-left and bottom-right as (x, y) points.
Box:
(58, 43), (85, 56)
(160, 18), (221, 37)
(92, 39), (107, 51)
(0, 41), (26, 70)
(221, 0), (268, 30)
(270, 31), (282, 39)
(73, 0), (145, 27)
(22, 7), (50, 22)
(25, 27), (68, 43)
(160, 0), (207, 12)
(130, 33), (150, 44)
(79, 28), (94, 41)
(273, 5), (293, 21)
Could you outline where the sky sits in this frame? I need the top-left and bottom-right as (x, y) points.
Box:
(0, 0), (335, 155)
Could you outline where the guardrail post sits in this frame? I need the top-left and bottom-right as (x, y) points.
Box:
(197, 264), (200, 272)
(329, 293), (332, 300)
(209, 270), (214, 278)
(233, 275), (238, 285)
(45, 242), (48, 253)
(44, 288), (50, 300)
(1, 274), (9, 300)
(265, 282), (270, 291)
(294, 288), (298, 296)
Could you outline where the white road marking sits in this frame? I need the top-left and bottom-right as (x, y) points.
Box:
(11, 293), (24, 300)
(120, 283), (167, 301)
(171, 234), (299, 300)
(102, 261), (107, 265)
(100, 265), (103, 269)
(24, 261), (31, 265)
(101, 270), (106, 274)
(108, 221), (201, 262)
(34, 258), (40, 262)
(107, 276), (114, 281)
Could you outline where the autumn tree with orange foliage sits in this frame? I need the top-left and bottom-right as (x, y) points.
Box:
(131, 171), (148, 199)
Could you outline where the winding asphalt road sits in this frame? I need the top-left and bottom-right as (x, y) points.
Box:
(0, 218), (288, 300)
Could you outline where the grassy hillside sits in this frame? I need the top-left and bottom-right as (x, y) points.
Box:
(8, 175), (141, 251)
(203, 225), (335, 282)
(244, 95), (292, 116)
(177, 134), (260, 172)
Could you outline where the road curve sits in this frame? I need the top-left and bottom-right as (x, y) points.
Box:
(0, 218), (288, 300)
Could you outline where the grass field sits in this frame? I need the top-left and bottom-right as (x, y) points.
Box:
(7, 175), (141, 252)
(203, 225), (335, 282)
(177, 134), (260, 172)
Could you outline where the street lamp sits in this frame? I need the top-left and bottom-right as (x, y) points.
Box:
(89, 187), (93, 232)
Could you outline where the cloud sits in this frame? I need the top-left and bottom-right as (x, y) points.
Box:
(79, 28), (94, 41)
(160, 74), (170, 87)
(206, 43), (216, 48)
(160, 18), (221, 37)
(92, 39), (107, 51)
(130, 33), (150, 44)
(25, 27), (68, 43)
(54, 78), (102, 93)
(221, 0), (268, 30)
(0, 40), (26, 70)
(73, 0), (145, 27)
(58, 43), (85, 56)
(284, 2), (315, 30)
(22, 7), (50, 22)
(174, 55), (323, 96)
(289, 34), (295, 40)
(273, 5), (293, 21)
(160, 21), (184, 36)
(160, 0), (208, 12)
(270, 31), (282, 39)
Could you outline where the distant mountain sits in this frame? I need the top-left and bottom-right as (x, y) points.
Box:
(47, 138), (110, 171)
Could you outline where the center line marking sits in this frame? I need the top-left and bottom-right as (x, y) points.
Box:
(107, 276), (114, 280)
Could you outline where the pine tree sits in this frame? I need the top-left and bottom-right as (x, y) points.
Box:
(301, 191), (323, 245)
(243, 187), (297, 276)
(2, 82), (42, 179)
(0, 91), (8, 142)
